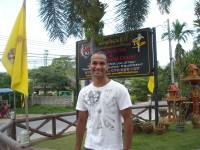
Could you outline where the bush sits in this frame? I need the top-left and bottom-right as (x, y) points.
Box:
(130, 95), (137, 104)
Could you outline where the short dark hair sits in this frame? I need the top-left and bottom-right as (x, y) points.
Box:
(89, 50), (107, 61)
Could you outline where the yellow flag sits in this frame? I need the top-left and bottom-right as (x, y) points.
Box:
(148, 76), (154, 93)
(2, 4), (28, 96)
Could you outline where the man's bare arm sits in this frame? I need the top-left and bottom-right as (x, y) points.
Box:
(120, 107), (133, 150)
(76, 111), (88, 150)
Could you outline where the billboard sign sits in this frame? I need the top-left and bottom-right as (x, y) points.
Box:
(76, 28), (153, 80)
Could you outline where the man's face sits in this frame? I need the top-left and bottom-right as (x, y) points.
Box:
(89, 53), (108, 78)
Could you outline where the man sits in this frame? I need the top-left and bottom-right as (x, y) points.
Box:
(76, 51), (133, 150)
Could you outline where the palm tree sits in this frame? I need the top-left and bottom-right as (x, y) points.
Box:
(194, 1), (200, 45)
(161, 19), (194, 82)
(38, 0), (173, 53)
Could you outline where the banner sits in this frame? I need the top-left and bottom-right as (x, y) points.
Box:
(2, 4), (28, 96)
(76, 28), (153, 79)
(148, 76), (154, 93)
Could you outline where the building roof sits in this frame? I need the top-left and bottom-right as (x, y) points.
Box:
(189, 64), (199, 70)
(168, 84), (179, 91)
(0, 88), (13, 93)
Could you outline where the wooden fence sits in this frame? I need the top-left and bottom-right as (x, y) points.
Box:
(0, 104), (168, 150)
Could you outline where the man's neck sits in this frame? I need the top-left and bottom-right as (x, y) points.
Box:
(92, 77), (109, 87)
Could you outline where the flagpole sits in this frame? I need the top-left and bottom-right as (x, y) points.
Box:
(23, 0), (30, 134)
(14, 91), (16, 118)
(21, 0), (31, 146)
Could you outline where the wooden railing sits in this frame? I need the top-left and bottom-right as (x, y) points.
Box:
(0, 119), (48, 150)
(0, 104), (168, 150)
(131, 104), (168, 122)
(16, 112), (76, 139)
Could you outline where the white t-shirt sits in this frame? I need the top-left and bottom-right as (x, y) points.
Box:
(76, 80), (132, 150)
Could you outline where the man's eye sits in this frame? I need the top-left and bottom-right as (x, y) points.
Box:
(92, 62), (97, 65)
(91, 62), (106, 65)
(100, 62), (105, 65)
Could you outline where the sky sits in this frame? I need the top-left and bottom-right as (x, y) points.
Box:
(0, 0), (196, 72)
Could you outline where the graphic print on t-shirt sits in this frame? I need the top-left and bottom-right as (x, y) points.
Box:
(83, 89), (117, 133)
(83, 90), (101, 106)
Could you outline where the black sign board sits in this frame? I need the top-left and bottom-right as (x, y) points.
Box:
(76, 28), (153, 80)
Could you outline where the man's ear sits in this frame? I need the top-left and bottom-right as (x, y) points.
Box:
(106, 64), (109, 72)
(88, 63), (91, 69)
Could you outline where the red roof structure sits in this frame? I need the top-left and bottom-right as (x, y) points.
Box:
(189, 64), (199, 70)
(167, 84), (179, 92)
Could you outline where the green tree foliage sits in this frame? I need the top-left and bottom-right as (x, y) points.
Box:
(38, 0), (172, 52)
(0, 73), (16, 107)
(162, 20), (194, 45)
(115, 0), (149, 31)
(194, 1), (200, 45)
(38, 0), (81, 43)
(161, 19), (194, 82)
(76, 0), (107, 42)
(157, 65), (172, 98)
(185, 46), (200, 68)
(51, 56), (76, 90)
(29, 66), (54, 95)
(29, 56), (75, 96)
(0, 72), (11, 88)
(115, 65), (176, 103)
(125, 77), (149, 102)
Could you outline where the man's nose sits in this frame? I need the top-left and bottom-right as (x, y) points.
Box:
(96, 63), (101, 68)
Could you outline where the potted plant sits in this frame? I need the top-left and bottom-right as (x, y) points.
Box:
(141, 122), (153, 134)
(154, 123), (165, 135)
(175, 108), (186, 132)
(132, 118), (142, 133)
(158, 108), (168, 117)
(190, 113), (200, 128)
(158, 108), (170, 130)
(173, 101), (190, 132)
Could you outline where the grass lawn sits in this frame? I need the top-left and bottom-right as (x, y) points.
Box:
(15, 104), (75, 114)
(32, 122), (200, 150)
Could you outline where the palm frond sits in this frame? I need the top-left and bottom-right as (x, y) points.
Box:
(169, 19), (194, 43)
(157, 0), (172, 14)
(39, 0), (83, 43)
(115, 0), (149, 32)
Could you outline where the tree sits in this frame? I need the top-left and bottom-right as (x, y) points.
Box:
(0, 72), (11, 88)
(29, 56), (76, 96)
(161, 19), (194, 81)
(38, 0), (173, 53)
(0, 73), (15, 107)
(29, 66), (54, 95)
(194, 1), (200, 45)
(157, 64), (173, 98)
(186, 46), (200, 68)
(125, 77), (149, 102)
(51, 56), (76, 90)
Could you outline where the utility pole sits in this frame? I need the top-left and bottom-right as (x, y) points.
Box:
(44, 49), (48, 66)
(34, 60), (36, 68)
(167, 19), (175, 84)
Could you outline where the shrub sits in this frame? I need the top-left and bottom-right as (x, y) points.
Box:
(130, 95), (137, 104)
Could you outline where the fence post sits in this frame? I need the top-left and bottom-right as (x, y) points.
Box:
(52, 117), (56, 138)
(0, 141), (7, 150)
(10, 120), (16, 140)
(147, 94), (152, 121)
